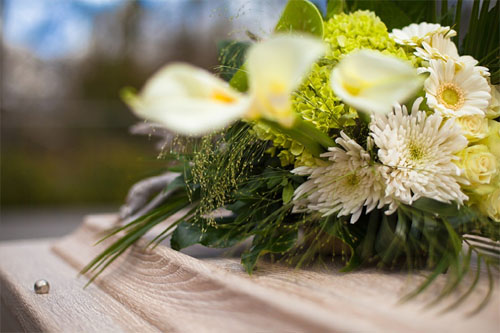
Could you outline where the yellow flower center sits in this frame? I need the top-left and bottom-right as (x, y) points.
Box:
(408, 142), (425, 161)
(343, 81), (361, 96)
(411, 36), (422, 44)
(211, 89), (236, 104)
(437, 82), (465, 110)
(346, 173), (360, 186)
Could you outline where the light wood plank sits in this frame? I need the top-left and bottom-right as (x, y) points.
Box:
(52, 216), (343, 332)
(0, 239), (160, 332)
(50, 215), (500, 333)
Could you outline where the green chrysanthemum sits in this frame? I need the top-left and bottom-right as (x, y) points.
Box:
(253, 10), (420, 167)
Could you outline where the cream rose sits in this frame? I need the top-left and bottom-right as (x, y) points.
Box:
(478, 120), (500, 162)
(479, 188), (500, 222)
(456, 115), (489, 142)
(485, 85), (500, 119)
(456, 144), (497, 185)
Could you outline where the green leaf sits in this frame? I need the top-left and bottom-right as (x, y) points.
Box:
(282, 183), (294, 204)
(411, 198), (460, 217)
(217, 40), (250, 82)
(259, 118), (334, 157)
(241, 246), (263, 274)
(326, 0), (345, 19)
(242, 227), (298, 273)
(163, 174), (186, 193)
(200, 224), (246, 248)
(358, 210), (381, 260)
(275, 0), (324, 38)
(170, 220), (202, 250)
(81, 192), (191, 284)
(319, 216), (362, 272)
(172, 218), (249, 250)
(375, 213), (407, 265)
(229, 65), (249, 92)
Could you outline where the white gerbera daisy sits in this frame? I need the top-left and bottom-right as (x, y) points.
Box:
(424, 59), (491, 117)
(414, 35), (490, 77)
(370, 98), (468, 211)
(414, 33), (459, 61)
(390, 22), (456, 46)
(292, 132), (389, 223)
(459, 55), (491, 77)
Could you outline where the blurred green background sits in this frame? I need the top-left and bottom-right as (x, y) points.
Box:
(1, 0), (288, 211)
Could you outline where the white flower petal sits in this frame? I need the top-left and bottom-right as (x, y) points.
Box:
(424, 59), (491, 118)
(246, 35), (324, 125)
(414, 34), (459, 62)
(330, 50), (421, 114)
(292, 132), (391, 223)
(390, 22), (456, 46)
(125, 63), (249, 136)
(370, 100), (468, 207)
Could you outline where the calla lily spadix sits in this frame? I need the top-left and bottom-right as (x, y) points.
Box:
(123, 35), (325, 136)
(330, 50), (422, 115)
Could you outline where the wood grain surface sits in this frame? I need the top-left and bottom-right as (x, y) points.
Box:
(0, 238), (158, 332)
(1, 214), (499, 332)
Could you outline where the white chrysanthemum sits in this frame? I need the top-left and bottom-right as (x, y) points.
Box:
(292, 132), (389, 223)
(424, 59), (491, 117)
(370, 98), (468, 212)
(390, 22), (456, 46)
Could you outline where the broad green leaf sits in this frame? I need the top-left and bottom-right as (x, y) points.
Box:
(326, 0), (345, 19)
(171, 219), (247, 250)
(275, 0), (324, 38)
(170, 220), (202, 250)
(282, 183), (294, 203)
(200, 224), (246, 248)
(217, 40), (250, 82)
(163, 174), (186, 193)
(229, 65), (249, 92)
(411, 198), (460, 217)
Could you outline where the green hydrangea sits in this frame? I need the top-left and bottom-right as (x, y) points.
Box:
(253, 10), (419, 167)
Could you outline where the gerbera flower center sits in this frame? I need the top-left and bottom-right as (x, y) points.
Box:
(437, 82), (465, 110)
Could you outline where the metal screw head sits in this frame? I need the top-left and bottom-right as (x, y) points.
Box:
(34, 279), (50, 294)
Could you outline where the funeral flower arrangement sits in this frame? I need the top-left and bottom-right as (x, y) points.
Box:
(84, 0), (499, 310)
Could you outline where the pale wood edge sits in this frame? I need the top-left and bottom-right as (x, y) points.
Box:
(0, 238), (160, 333)
(51, 215), (352, 332)
(50, 214), (500, 333)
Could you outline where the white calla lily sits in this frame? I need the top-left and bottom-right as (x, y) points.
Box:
(246, 36), (325, 126)
(330, 50), (422, 114)
(124, 36), (324, 136)
(123, 63), (250, 136)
